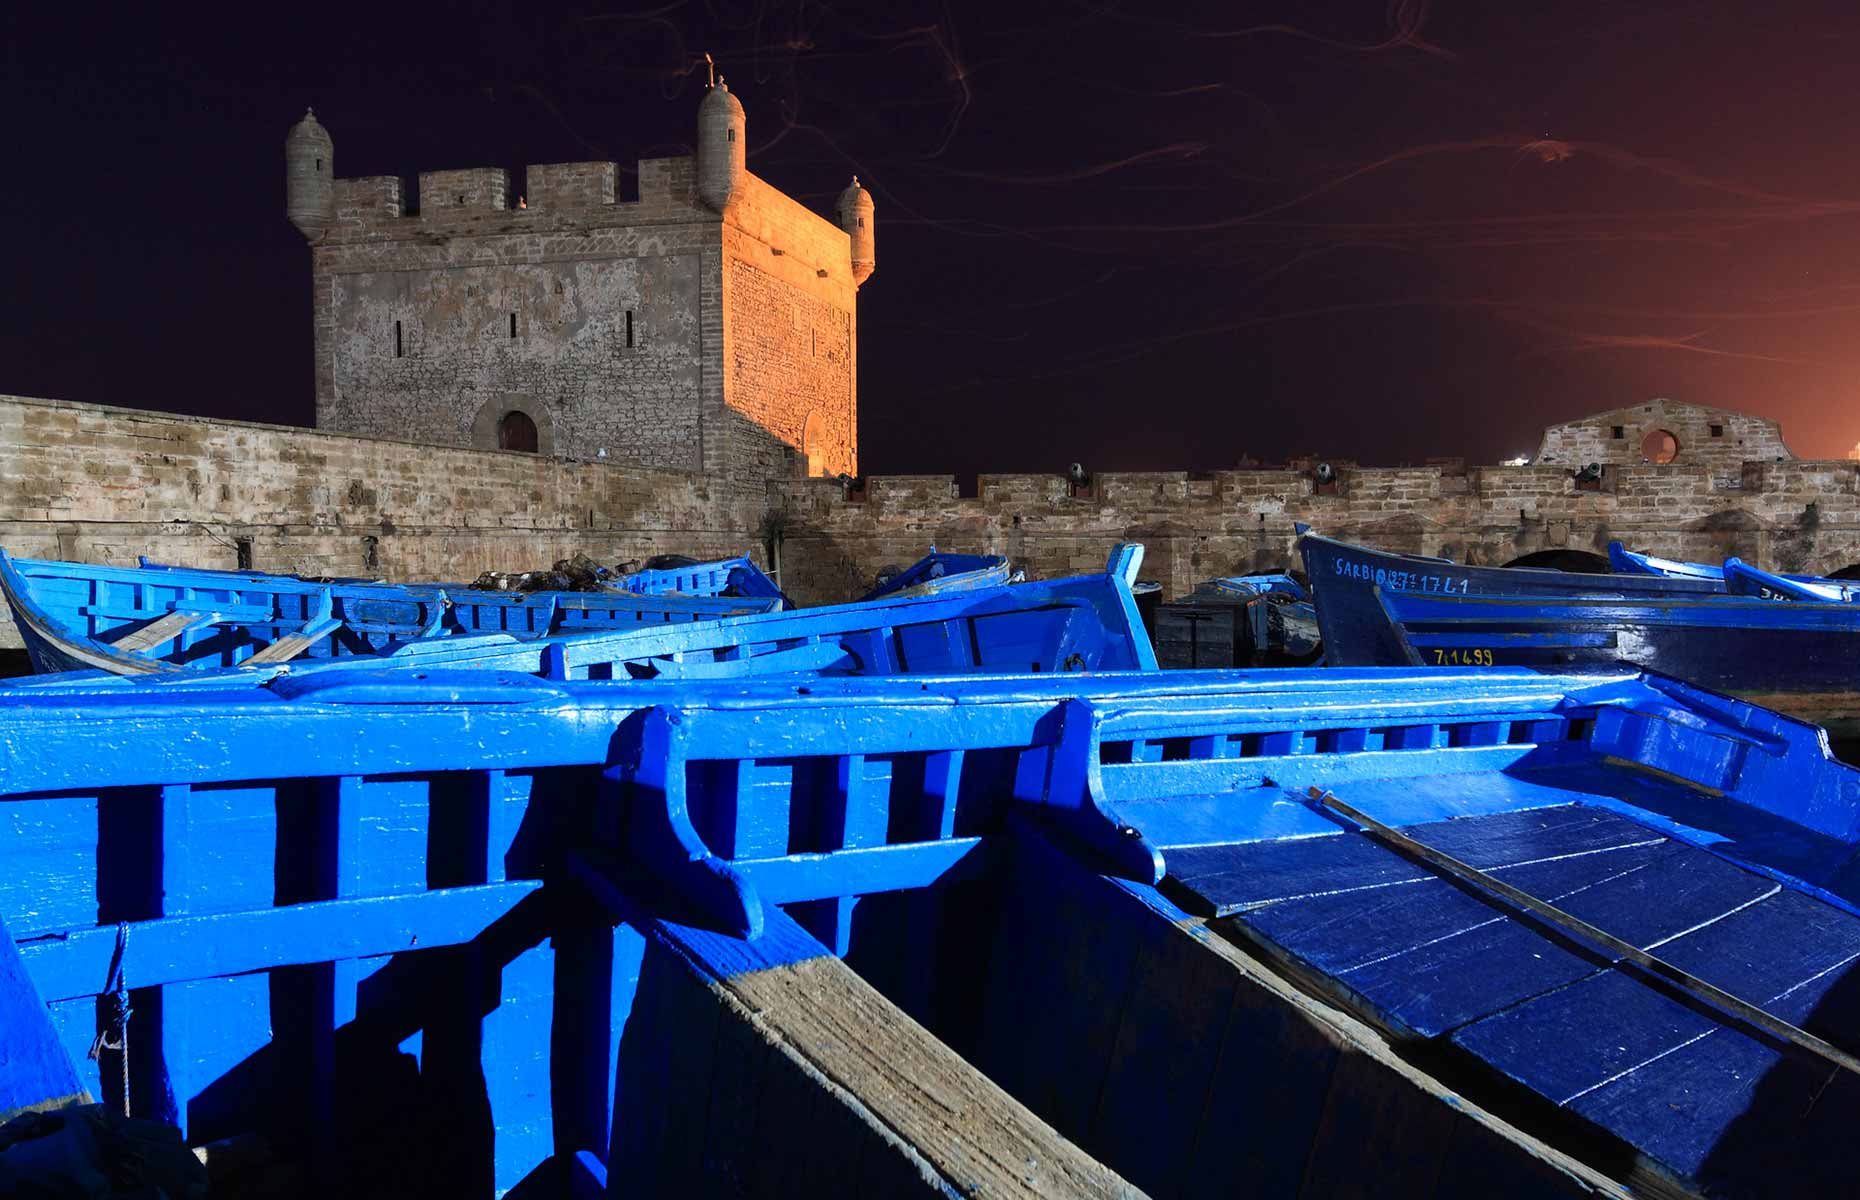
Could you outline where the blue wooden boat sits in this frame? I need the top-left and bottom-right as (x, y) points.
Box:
(861, 548), (1015, 601)
(137, 554), (387, 586)
(1357, 586), (1860, 737)
(5, 546), (1157, 696)
(5, 664), (1856, 1195)
(1196, 571), (1307, 600)
(1300, 534), (1726, 676)
(1725, 558), (1860, 603)
(0, 551), (779, 676)
(609, 554), (788, 606)
(137, 550), (795, 607)
(1606, 541), (1728, 580)
(1610, 542), (1854, 599)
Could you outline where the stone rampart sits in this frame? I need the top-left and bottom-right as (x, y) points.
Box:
(0, 394), (764, 649)
(6, 392), (1856, 644)
(770, 458), (1860, 603)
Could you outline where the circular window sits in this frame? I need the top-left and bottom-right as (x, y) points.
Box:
(498, 410), (539, 453)
(1640, 428), (1679, 464)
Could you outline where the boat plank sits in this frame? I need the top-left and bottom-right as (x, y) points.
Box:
(0, 907), (90, 1120)
(1165, 803), (1659, 916)
(20, 882), (543, 1000)
(1087, 912), (1243, 1199)
(1178, 944), (1344, 1200)
(1195, 804), (1792, 1040)
(1300, 1046), (1461, 1198)
(111, 609), (222, 653)
(714, 921), (1143, 1198)
(974, 829), (1148, 1143)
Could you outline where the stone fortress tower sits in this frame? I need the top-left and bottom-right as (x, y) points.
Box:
(285, 77), (872, 484)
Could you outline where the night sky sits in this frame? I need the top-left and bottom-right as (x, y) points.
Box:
(6, 2), (1860, 476)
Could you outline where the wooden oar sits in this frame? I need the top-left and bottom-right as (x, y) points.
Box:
(1307, 785), (1860, 1081)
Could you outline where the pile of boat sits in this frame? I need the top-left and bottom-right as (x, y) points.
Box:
(1302, 532), (1860, 739)
(5, 538), (1860, 1198)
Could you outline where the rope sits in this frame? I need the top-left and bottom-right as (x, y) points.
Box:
(86, 921), (132, 1117)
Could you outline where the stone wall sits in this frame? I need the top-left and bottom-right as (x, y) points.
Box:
(9, 389), (1857, 647)
(1536, 397), (1792, 483)
(310, 153), (861, 488)
(770, 457), (1860, 604)
(720, 173), (859, 483)
(0, 394), (764, 649)
(315, 158), (722, 471)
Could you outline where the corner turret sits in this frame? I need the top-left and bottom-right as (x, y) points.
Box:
(836, 176), (875, 286)
(697, 78), (746, 212)
(285, 108), (334, 241)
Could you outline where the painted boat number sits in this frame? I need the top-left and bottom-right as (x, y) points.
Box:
(1330, 558), (1471, 594)
(1432, 648), (1495, 666)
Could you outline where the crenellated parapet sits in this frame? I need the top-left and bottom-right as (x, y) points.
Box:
(319, 157), (706, 244)
(765, 447), (1860, 603)
(528, 161), (618, 210)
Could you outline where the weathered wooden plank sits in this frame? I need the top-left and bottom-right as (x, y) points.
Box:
(242, 617), (342, 664)
(1446, 882), (1860, 1195)
(649, 902), (1142, 1198)
(111, 609), (221, 653)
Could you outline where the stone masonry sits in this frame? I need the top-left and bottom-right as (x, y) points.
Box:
(1535, 398), (1794, 484)
(11, 100), (1848, 647)
(0, 393), (763, 648)
(296, 96), (863, 487)
(7, 387), (1859, 648)
(768, 399), (1860, 603)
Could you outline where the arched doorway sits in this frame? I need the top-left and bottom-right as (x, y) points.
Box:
(1502, 549), (1611, 573)
(801, 411), (829, 477)
(498, 410), (538, 453)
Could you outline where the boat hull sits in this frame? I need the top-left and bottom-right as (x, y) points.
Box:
(0, 552), (778, 675)
(1300, 534), (1721, 671)
(5, 545), (1160, 695)
(610, 554), (788, 605)
(7, 665), (1860, 1196)
(1377, 588), (1860, 736)
(861, 552), (1014, 602)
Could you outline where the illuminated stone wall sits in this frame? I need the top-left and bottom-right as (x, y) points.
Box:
(1535, 397), (1793, 484)
(5, 392), (1851, 649)
(309, 157), (859, 486)
(769, 438), (1860, 603)
(0, 393), (763, 649)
